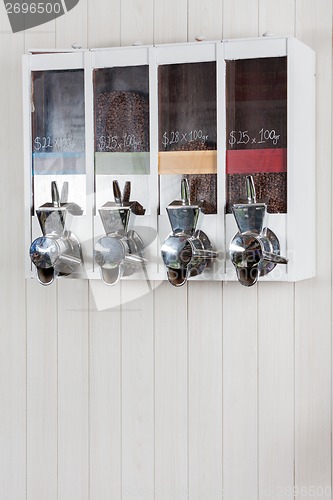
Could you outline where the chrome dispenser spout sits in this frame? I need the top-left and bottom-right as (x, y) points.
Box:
(230, 175), (288, 286)
(94, 180), (147, 286)
(161, 180), (216, 287)
(29, 181), (82, 286)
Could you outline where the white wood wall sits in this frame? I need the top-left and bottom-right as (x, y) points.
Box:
(0, 1), (331, 499)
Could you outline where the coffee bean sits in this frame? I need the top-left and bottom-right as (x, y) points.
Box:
(96, 90), (149, 152)
(226, 172), (287, 214)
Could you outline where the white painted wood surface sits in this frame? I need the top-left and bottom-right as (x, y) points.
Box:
(89, 283), (121, 500)
(121, 281), (154, 500)
(295, 2), (332, 498)
(0, 2), (332, 500)
(258, 0), (295, 37)
(223, 0), (259, 38)
(0, 32), (26, 500)
(188, 0), (222, 41)
(155, 283), (188, 500)
(258, 283), (294, 500)
(222, 4), (259, 500)
(223, 284), (258, 500)
(57, 280), (89, 500)
(154, 0), (187, 44)
(121, 0), (153, 46)
(27, 281), (57, 500)
(188, 282), (223, 500)
(258, 5), (295, 500)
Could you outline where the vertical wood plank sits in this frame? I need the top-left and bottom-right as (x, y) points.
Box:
(257, 4), (296, 500)
(223, 284), (258, 500)
(155, 283), (188, 500)
(89, 282), (121, 500)
(24, 18), (56, 34)
(223, 0), (259, 39)
(56, 0), (88, 48)
(258, 0), (295, 37)
(27, 281), (57, 500)
(120, 0), (153, 46)
(0, 32), (26, 500)
(87, 0), (120, 48)
(0, 2), (13, 32)
(154, 0), (187, 44)
(222, 3), (259, 500)
(24, 32), (56, 51)
(295, 1), (332, 498)
(58, 280), (89, 500)
(121, 281), (154, 500)
(188, 281), (223, 500)
(188, 0), (222, 41)
(258, 283), (294, 500)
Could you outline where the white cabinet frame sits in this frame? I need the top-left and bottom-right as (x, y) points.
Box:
(23, 37), (315, 283)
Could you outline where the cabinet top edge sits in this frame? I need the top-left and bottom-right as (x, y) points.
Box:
(26, 36), (314, 56)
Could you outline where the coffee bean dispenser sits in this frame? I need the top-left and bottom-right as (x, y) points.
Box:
(161, 179), (216, 286)
(91, 47), (156, 280)
(24, 51), (92, 282)
(24, 36), (315, 284)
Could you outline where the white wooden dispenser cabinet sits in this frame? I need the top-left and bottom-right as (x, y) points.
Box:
(23, 36), (315, 286)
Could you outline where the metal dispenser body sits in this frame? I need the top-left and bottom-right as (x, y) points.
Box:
(230, 175), (288, 286)
(161, 179), (216, 287)
(94, 181), (146, 286)
(29, 181), (83, 286)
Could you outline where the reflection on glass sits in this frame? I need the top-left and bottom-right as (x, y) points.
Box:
(31, 69), (86, 211)
(226, 57), (287, 214)
(94, 65), (150, 175)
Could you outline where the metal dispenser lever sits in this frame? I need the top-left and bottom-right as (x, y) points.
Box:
(29, 181), (83, 286)
(94, 180), (147, 286)
(161, 179), (216, 287)
(230, 175), (288, 286)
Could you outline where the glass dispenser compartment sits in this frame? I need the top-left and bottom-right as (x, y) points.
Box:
(226, 56), (287, 214)
(32, 69), (86, 212)
(158, 61), (217, 214)
(93, 65), (150, 210)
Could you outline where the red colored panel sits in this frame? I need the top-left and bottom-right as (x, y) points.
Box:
(226, 148), (287, 175)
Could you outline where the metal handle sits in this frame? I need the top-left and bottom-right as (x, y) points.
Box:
(181, 178), (190, 205)
(246, 175), (256, 204)
(262, 251), (288, 265)
(51, 181), (60, 207)
(113, 180), (122, 205)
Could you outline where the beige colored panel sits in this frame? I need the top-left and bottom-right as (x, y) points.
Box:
(58, 280), (89, 500)
(27, 280), (57, 500)
(158, 150), (217, 174)
(121, 281), (154, 500)
(188, 281), (223, 500)
(154, 0), (187, 44)
(89, 282), (121, 500)
(155, 283), (188, 500)
(188, 0), (223, 41)
(258, 282), (294, 500)
(120, 0), (153, 46)
(223, 0), (259, 38)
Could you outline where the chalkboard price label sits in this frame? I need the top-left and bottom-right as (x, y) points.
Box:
(161, 129), (210, 149)
(228, 129), (281, 148)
